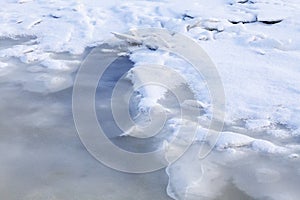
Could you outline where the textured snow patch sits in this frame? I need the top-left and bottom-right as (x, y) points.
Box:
(214, 131), (254, 150)
(251, 139), (287, 154)
(214, 131), (287, 154)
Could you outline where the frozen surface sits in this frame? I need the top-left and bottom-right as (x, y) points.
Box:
(1, 0), (300, 199)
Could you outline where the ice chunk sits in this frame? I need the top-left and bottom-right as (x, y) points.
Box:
(251, 139), (287, 154)
(214, 131), (254, 150)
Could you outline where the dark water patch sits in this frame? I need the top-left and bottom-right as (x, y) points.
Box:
(228, 18), (257, 24)
(259, 19), (283, 25)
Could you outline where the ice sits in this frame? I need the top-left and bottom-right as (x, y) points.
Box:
(245, 119), (272, 130)
(214, 131), (254, 150)
(22, 73), (73, 93)
(266, 129), (290, 139)
(125, 63), (181, 110)
(288, 153), (299, 159)
(0, 61), (9, 76)
(251, 139), (287, 154)
(202, 130), (287, 154)
(128, 49), (210, 103)
(167, 143), (300, 200)
(1, 0), (300, 199)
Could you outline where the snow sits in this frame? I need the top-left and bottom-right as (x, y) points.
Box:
(251, 139), (287, 154)
(214, 131), (254, 149)
(1, 0), (300, 199)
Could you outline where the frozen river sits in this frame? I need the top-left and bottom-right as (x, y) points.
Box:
(1, 0), (300, 199)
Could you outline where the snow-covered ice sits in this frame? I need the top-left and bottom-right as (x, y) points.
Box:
(1, 0), (300, 199)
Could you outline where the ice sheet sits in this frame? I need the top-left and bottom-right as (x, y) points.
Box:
(1, 0), (300, 199)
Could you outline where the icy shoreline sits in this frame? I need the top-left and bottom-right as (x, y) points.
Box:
(1, 0), (300, 199)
